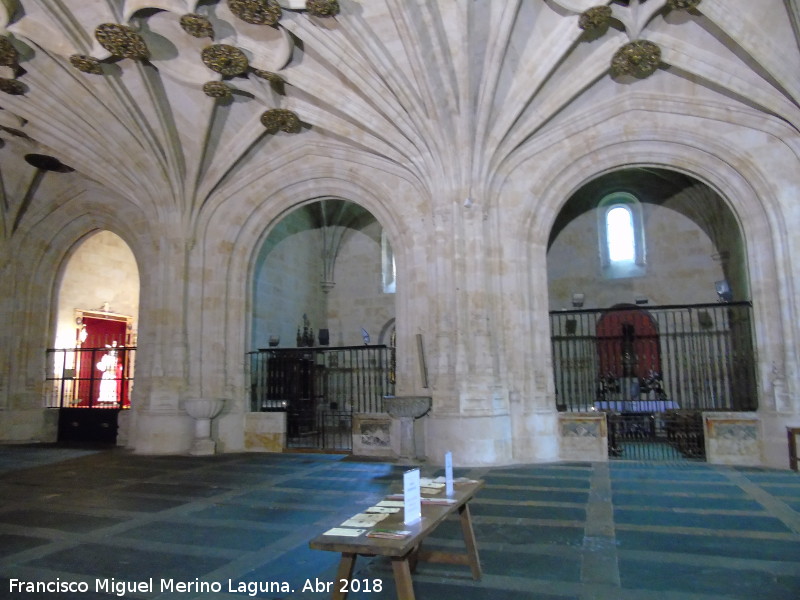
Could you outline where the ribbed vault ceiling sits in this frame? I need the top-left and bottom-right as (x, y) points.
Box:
(0, 0), (798, 238)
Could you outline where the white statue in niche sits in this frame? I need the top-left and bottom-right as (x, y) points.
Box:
(96, 342), (119, 404)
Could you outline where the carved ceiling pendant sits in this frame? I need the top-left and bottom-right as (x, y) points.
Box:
(611, 40), (661, 78)
(0, 77), (26, 95)
(260, 108), (301, 133)
(180, 14), (214, 39)
(95, 23), (150, 60)
(306, 0), (340, 17)
(579, 6), (613, 32)
(252, 69), (283, 83)
(228, 0), (282, 26)
(667, 0), (701, 9)
(70, 54), (103, 74)
(201, 44), (249, 76)
(203, 81), (232, 98)
(0, 36), (19, 67)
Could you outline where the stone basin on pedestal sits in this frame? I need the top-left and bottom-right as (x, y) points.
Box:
(184, 398), (225, 456)
(383, 396), (431, 461)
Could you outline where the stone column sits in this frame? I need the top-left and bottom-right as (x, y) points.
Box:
(423, 195), (513, 466)
(130, 228), (195, 454)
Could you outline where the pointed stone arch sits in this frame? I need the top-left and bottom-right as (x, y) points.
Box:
(194, 169), (421, 452)
(0, 188), (154, 442)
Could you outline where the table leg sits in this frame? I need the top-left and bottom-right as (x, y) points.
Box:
(458, 503), (482, 580)
(391, 557), (415, 600)
(333, 552), (356, 600)
(408, 544), (420, 573)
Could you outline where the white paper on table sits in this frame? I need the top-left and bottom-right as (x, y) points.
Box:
(323, 527), (366, 537)
(366, 506), (401, 514)
(340, 513), (388, 528)
(419, 477), (445, 488)
(376, 500), (405, 508)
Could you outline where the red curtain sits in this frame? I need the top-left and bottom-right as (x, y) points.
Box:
(76, 317), (128, 407)
(596, 308), (661, 380)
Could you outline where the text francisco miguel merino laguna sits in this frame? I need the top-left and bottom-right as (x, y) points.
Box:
(8, 577), (357, 596)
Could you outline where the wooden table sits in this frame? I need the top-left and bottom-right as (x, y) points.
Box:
(309, 480), (484, 600)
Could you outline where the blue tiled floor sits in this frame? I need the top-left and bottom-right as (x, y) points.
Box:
(0, 445), (798, 599)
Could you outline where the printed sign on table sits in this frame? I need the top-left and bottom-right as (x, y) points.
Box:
(403, 468), (421, 524)
(445, 451), (454, 497)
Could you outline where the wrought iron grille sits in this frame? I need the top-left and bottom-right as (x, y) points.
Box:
(248, 345), (395, 450)
(550, 302), (756, 413)
(45, 347), (136, 409)
(607, 411), (705, 461)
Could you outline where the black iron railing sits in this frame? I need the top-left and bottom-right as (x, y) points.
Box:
(247, 345), (395, 450)
(606, 411), (706, 461)
(45, 347), (136, 409)
(550, 302), (756, 413)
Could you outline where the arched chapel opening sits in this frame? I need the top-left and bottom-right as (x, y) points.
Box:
(48, 230), (140, 444)
(547, 168), (756, 461)
(247, 200), (397, 453)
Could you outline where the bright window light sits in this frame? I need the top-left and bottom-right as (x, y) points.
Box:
(607, 206), (635, 262)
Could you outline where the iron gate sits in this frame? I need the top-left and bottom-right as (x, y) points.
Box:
(607, 411), (705, 461)
(551, 302), (756, 462)
(550, 302), (756, 413)
(249, 345), (395, 451)
(45, 347), (135, 444)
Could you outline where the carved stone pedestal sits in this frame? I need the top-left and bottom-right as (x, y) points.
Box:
(185, 398), (225, 456)
(384, 396), (431, 461)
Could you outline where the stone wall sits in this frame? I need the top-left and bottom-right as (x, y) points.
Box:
(326, 220), (396, 346)
(55, 231), (140, 348)
(548, 184), (728, 311)
(704, 412), (761, 466)
(252, 210), (325, 350)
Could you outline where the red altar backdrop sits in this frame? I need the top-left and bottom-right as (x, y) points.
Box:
(76, 317), (129, 407)
(596, 307), (661, 380)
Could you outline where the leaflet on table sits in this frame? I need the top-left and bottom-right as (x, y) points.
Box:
(340, 512), (389, 528)
(323, 527), (367, 537)
(366, 505), (401, 514)
(421, 497), (456, 505)
(430, 475), (479, 485)
(387, 486), (443, 498)
(419, 477), (446, 488)
(366, 529), (412, 540)
(376, 499), (405, 507)
(381, 495), (456, 505)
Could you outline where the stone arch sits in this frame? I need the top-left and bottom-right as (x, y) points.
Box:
(515, 141), (791, 418)
(491, 103), (799, 463)
(1, 189), (154, 418)
(191, 170), (420, 449)
(206, 175), (411, 357)
(378, 318), (396, 346)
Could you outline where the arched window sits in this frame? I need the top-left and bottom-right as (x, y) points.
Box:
(381, 230), (396, 293)
(606, 205), (635, 262)
(598, 192), (645, 278)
